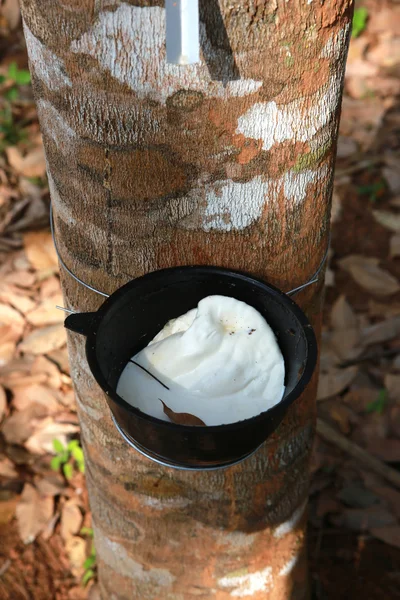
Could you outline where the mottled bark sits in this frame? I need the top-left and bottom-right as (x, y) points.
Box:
(21, 1), (352, 598)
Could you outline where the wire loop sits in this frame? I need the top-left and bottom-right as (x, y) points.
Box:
(50, 203), (329, 301)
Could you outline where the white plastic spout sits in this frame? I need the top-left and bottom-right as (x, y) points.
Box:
(166, 0), (200, 65)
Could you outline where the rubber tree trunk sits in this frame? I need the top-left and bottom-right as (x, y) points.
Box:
(21, 1), (353, 598)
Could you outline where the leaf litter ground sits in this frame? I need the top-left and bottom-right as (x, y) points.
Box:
(1, 1), (400, 599)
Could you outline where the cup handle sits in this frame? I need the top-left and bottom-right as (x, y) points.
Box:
(64, 312), (99, 337)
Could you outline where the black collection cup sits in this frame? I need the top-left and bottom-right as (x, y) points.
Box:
(64, 266), (317, 470)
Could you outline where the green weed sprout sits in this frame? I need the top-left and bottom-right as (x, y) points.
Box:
(50, 439), (85, 480)
(80, 527), (97, 587)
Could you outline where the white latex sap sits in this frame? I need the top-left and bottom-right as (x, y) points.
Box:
(116, 295), (285, 426)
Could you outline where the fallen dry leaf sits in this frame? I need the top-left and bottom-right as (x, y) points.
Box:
(368, 7), (400, 33)
(345, 55), (378, 78)
(390, 406), (400, 439)
(47, 348), (70, 375)
(8, 294), (36, 315)
(13, 253), (31, 271)
(16, 484), (54, 544)
(331, 295), (358, 331)
(4, 270), (36, 288)
(6, 444), (33, 466)
(55, 411), (79, 425)
(393, 354), (400, 370)
(0, 286), (36, 315)
(0, 302), (25, 328)
(26, 294), (64, 326)
(328, 404), (355, 435)
(390, 196), (400, 208)
(41, 511), (60, 541)
(366, 76), (400, 98)
(40, 276), (61, 300)
(338, 96), (385, 149)
(65, 536), (86, 577)
(319, 332), (341, 371)
(58, 389), (76, 409)
(370, 526), (400, 549)
(36, 474), (66, 497)
(366, 438), (400, 463)
(0, 371), (47, 388)
(368, 300), (400, 318)
(339, 255), (400, 296)
(329, 296), (364, 360)
(345, 35), (367, 59)
(11, 384), (60, 414)
(8, 191), (48, 235)
(0, 385), (7, 421)
(316, 491), (341, 518)
(0, 495), (19, 526)
(343, 387), (380, 414)
(67, 585), (89, 600)
(24, 418), (79, 455)
(317, 367), (358, 401)
(337, 484), (379, 509)
(36, 266), (59, 282)
(345, 75), (371, 100)
(0, 457), (18, 479)
(0, 323), (23, 346)
(336, 136), (358, 159)
(384, 374), (400, 401)
(23, 231), (57, 271)
(383, 166), (400, 195)
(355, 412), (388, 443)
(0, 355), (34, 377)
(18, 176), (44, 200)
(372, 486), (400, 520)
(325, 267), (335, 287)
(31, 355), (62, 389)
(160, 400), (206, 426)
(390, 234), (400, 258)
(335, 506), (396, 532)
(1, 0), (21, 29)
(2, 403), (48, 445)
(87, 584), (101, 600)
(52, 388), (75, 410)
(368, 37), (400, 67)
(0, 341), (17, 367)
(325, 245), (335, 288)
(61, 500), (83, 542)
(6, 145), (46, 178)
(372, 210), (400, 233)
(329, 326), (361, 362)
(19, 324), (66, 355)
(330, 191), (342, 224)
(360, 315), (400, 346)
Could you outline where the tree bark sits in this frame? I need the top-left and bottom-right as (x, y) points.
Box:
(20, 1), (353, 598)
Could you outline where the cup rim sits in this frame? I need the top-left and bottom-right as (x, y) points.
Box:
(85, 265), (318, 432)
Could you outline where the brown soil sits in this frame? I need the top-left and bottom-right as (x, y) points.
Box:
(0, 522), (77, 600)
(1, 1), (400, 599)
(309, 530), (400, 599)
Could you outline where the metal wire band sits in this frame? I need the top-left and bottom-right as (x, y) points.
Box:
(111, 415), (261, 471)
(50, 203), (329, 300)
(50, 203), (109, 298)
(52, 203), (328, 469)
